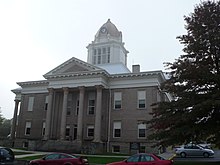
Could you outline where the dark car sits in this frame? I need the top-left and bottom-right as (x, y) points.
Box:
(106, 153), (173, 165)
(0, 147), (15, 165)
(29, 153), (87, 165)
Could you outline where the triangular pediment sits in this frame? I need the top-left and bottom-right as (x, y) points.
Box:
(44, 57), (103, 77)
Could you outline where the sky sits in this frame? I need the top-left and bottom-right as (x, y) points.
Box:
(0, 0), (202, 119)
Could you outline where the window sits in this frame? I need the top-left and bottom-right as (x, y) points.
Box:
(67, 94), (72, 115)
(87, 125), (94, 137)
(114, 92), (122, 109)
(66, 125), (70, 137)
(88, 99), (95, 115)
(88, 92), (95, 115)
(45, 96), (48, 110)
(42, 122), (46, 136)
(76, 100), (79, 115)
(127, 154), (139, 162)
(138, 91), (146, 109)
(113, 121), (121, 138)
(28, 97), (34, 111)
(25, 122), (31, 135)
(107, 47), (110, 63)
(138, 123), (146, 138)
(112, 145), (120, 153)
(73, 124), (77, 140)
(140, 155), (155, 162)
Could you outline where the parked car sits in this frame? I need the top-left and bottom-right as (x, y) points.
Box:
(29, 153), (88, 165)
(106, 153), (173, 165)
(0, 147), (15, 165)
(175, 143), (214, 158)
(188, 141), (212, 149)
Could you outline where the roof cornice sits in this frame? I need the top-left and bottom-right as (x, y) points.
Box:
(17, 80), (49, 87)
(44, 70), (110, 80)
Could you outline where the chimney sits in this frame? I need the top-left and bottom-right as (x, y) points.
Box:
(132, 64), (140, 73)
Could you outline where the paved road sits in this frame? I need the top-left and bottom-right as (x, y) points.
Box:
(174, 150), (220, 162)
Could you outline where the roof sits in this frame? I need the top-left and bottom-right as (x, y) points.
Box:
(95, 19), (122, 38)
(96, 63), (131, 74)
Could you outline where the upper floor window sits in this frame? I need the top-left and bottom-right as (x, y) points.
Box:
(28, 97), (34, 111)
(92, 47), (111, 65)
(45, 96), (48, 110)
(137, 91), (146, 109)
(88, 92), (95, 115)
(114, 92), (122, 109)
(25, 121), (31, 135)
(75, 100), (79, 115)
(88, 99), (95, 114)
(67, 94), (73, 115)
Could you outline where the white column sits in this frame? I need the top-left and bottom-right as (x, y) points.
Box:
(44, 88), (54, 140)
(77, 86), (85, 142)
(11, 100), (20, 140)
(60, 87), (69, 140)
(93, 85), (102, 142)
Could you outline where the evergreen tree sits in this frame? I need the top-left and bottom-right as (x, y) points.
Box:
(148, 0), (220, 147)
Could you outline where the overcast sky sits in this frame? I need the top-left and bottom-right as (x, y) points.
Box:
(0, 0), (202, 119)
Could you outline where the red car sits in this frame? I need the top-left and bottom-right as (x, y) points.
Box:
(29, 153), (88, 165)
(106, 153), (173, 165)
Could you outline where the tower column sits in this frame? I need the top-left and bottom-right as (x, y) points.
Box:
(11, 100), (20, 140)
(44, 88), (54, 140)
(60, 87), (69, 140)
(93, 85), (102, 142)
(77, 86), (85, 142)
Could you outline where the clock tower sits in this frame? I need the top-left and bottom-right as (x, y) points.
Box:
(87, 19), (130, 74)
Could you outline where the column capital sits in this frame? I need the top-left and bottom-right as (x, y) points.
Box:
(47, 88), (54, 94)
(79, 86), (85, 92)
(63, 87), (69, 94)
(14, 99), (20, 103)
(95, 85), (103, 92)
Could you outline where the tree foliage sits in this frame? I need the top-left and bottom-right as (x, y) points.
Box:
(148, 0), (220, 147)
(0, 109), (11, 138)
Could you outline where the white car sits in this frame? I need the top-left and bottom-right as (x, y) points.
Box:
(175, 144), (214, 158)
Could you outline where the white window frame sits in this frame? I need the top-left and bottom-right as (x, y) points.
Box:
(88, 99), (95, 115)
(76, 100), (79, 115)
(28, 97), (34, 111)
(114, 92), (122, 109)
(45, 96), (48, 110)
(138, 123), (146, 138)
(65, 125), (70, 137)
(137, 91), (146, 109)
(113, 121), (121, 138)
(42, 121), (46, 136)
(25, 121), (31, 135)
(112, 145), (120, 153)
(87, 125), (94, 137)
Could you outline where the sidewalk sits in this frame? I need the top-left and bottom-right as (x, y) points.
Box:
(159, 151), (176, 160)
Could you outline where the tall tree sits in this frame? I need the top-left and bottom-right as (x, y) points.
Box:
(148, 0), (220, 147)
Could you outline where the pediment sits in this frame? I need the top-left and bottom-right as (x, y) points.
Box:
(44, 57), (102, 77)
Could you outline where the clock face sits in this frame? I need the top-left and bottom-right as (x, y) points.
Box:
(101, 27), (107, 33)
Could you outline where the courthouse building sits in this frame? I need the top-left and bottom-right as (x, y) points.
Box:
(11, 19), (171, 154)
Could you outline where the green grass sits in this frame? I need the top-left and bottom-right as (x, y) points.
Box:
(14, 151), (33, 155)
(87, 156), (125, 164)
